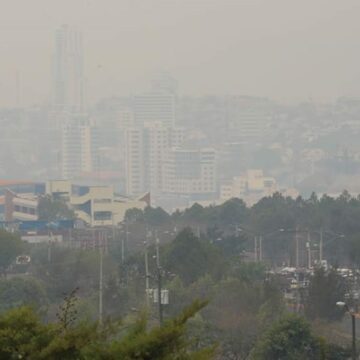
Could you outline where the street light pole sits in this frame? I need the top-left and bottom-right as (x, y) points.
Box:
(99, 231), (104, 326)
(157, 266), (163, 326)
(307, 231), (312, 269)
(295, 227), (300, 268)
(236, 226), (285, 263)
(144, 244), (150, 306)
(156, 235), (163, 326)
(319, 228), (323, 263)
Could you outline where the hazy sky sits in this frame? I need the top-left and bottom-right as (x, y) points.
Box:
(1, 0), (360, 107)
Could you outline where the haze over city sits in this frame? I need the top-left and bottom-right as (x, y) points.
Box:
(1, 0), (360, 106)
(2, 1), (360, 359)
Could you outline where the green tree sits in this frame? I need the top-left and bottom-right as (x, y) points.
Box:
(257, 279), (285, 328)
(348, 233), (360, 268)
(305, 267), (346, 321)
(216, 198), (248, 226)
(0, 306), (53, 359)
(0, 300), (215, 359)
(163, 228), (224, 285)
(30, 246), (115, 301)
(181, 203), (207, 226)
(0, 277), (48, 313)
(250, 314), (321, 360)
(38, 195), (75, 221)
(0, 229), (23, 276)
(124, 208), (144, 224)
(143, 206), (171, 227)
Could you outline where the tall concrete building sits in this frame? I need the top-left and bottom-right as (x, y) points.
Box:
(124, 127), (145, 196)
(61, 116), (98, 179)
(53, 25), (84, 114)
(133, 92), (176, 128)
(125, 123), (185, 196)
(226, 96), (272, 145)
(228, 110), (268, 143)
(162, 148), (217, 196)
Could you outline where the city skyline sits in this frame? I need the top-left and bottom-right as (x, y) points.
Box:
(1, 0), (360, 107)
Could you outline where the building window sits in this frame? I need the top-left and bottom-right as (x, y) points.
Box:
(94, 211), (112, 221)
(93, 199), (111, 204)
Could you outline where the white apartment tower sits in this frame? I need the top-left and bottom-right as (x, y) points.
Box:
(228, 110), (268, 142)
(162, 148), (217, 195)
(61, 116), (98, 179)
(226, 96), (272, 145)
(125, 127), (145, 195)
(53, 25), (84, 114)
(133, 92), (176, 128)
(125, 124), (185, 196)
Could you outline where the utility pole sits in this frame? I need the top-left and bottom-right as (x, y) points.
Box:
(47, 241), (51, 263)
(69, 227), (72, 246)
(319, 227), (323, 263)
(99, 231), (104, 325)
(259, 235), (263, 262)
(112, 212), (116, 240)
(144, 236), (150, 307)
(295, 227), (300, 268)
(47, 230), (54, 263)
(156, 235), (163, 326)
(296, 271), (301, 313)
(157, 266), (163, 326)
(112, 219), (116, 249)
(307, 231), (311, 269)
(155, 232), (160, 267)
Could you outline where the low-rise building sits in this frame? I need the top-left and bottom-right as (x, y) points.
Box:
(46, 180), (149, 226)
(4, 190), (38, 221)
(220, 169), (298, 205)
(162, 148), (217, 195)
(1, 179), (149, 227)
(220, 170), (276, 205)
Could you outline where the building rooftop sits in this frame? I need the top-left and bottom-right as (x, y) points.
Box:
(0, 180), (34, 187)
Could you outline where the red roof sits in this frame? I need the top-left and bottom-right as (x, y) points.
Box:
(0, 180), (34, 187)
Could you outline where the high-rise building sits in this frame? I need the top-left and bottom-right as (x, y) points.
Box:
(61, 116), (98, 179)
(162, 148), (217, 195)
(117, 108), (135, 129)
(124, 123), (185, 196)
(226, 96), (272, 145)
(228, 110), (268, 142)
(133, 92), (176, 128)
(124, 127), (145, 196)
(53, 25), (84, 114)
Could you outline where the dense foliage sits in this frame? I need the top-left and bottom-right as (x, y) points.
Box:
(38, 195), (75, 221)
(124, 191), (360, 267)
(0, 229), (23, 275)
(1, 191), (360, 358)
(0, 299), (214, 359)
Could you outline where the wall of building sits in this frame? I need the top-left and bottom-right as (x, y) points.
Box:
(162, 148), (217, 195)
(46, 180), (148, 227)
